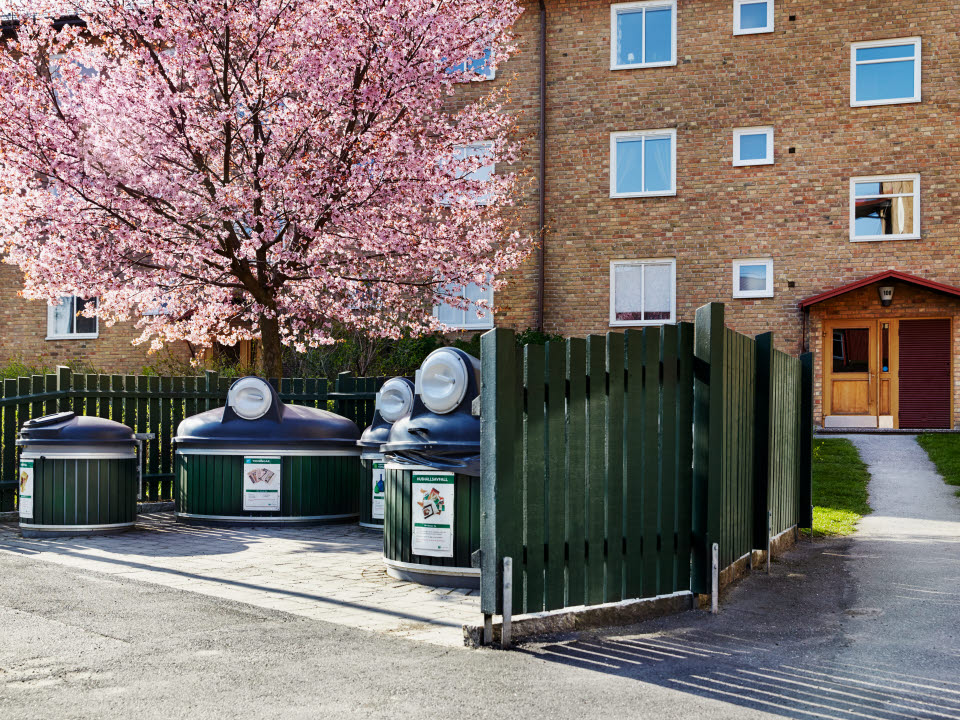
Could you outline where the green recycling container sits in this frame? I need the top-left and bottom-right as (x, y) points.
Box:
(356, 377), (415, 530)
(381, 463), (481, 589)
(16, 412), (139, 538)
(359, 454), (386, 529)
(174, 377), (362, 526)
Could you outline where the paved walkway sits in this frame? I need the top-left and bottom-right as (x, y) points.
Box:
(0, 513), (480, 647)
(828, 434), (960, 673)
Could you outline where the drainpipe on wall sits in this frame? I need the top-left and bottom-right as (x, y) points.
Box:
(535, 0), (547, 333)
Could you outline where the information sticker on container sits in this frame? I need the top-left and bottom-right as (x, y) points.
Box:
(411, 471), (454, 558)
(18, 459), (33, 519)
(242, 457), (281, 511)
(372, 462), (385, 520)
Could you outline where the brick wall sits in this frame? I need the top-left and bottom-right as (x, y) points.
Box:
(0, 264), (192, 373)
(488, 0), (960, 360)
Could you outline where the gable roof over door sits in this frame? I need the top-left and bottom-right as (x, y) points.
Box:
(799, 270), (960, 309)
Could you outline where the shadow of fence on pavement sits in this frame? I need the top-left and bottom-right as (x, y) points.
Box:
(524, 632), (960, 720)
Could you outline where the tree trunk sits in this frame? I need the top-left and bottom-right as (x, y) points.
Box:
(258, 314), (284, 379)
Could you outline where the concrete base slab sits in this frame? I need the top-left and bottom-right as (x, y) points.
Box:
(463, 592), (694, 648)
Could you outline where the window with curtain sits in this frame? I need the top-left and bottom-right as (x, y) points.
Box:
(47, 296), (98, 339)
(610, 259), (676, 326)
(610, 130), (676, 197)
(610, 0), (677, 69)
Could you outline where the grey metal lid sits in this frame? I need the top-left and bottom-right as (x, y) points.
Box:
(17, 411), (136, 447)
(174, 377), (361, 451)
(358, 378), (415, 450)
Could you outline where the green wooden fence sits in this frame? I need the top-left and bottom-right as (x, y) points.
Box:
(481, 324), (696, 615)
(0, 369), (384, 512)
(482, 302), (813, 616)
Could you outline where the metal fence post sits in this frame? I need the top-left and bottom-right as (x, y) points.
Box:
(711, 543), (719, 614)
(502, 557), (513, 649)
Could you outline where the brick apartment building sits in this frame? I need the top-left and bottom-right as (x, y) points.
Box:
(447, 0), (960, 429)
(2, 2), (959, 427)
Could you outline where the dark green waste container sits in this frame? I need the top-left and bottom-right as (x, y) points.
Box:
(174, 377), (362, 526)
(16, 412), (139, 538)
(381, 348), (481, 589)
(357, 377), (414, 530)
(381, 462), (481, 588)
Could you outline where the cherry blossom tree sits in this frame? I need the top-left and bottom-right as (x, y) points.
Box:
(0, 0), (528, 377)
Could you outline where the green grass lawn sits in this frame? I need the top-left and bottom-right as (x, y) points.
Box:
(916, 434), (960, 497)
(811, 438), (872, 536)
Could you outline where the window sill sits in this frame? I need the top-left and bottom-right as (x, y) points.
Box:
(733, 292), (774, 299)
(46, 334), (99, 341)
(610, 60), (677, 71)
(609, 319), (675, 327)
(733, 158), (774, 167)
(734, 27), (774, 35)
(610, 190), (677, 199)
(850, 234), (920, 243)
(850, 97), (921, 108)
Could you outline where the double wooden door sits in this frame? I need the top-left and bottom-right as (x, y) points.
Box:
(824, 319), (896, 426)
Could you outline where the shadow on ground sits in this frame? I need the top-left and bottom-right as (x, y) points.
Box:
(520, 537), (960, 720)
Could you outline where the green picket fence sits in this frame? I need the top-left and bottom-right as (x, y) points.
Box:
(482, 302), (813, 616)
(0, 369), (385, 512)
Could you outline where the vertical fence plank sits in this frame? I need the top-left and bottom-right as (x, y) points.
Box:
(73, 373), (87, 418)
(2, 379), (16, 511)
(753, 333), (773, 550)
(692, 302), (724, 595)
(523, 343), (546, 614)
(659, 325), (678, 594)
(585, 336), (606, 606)
(31, 375), (44, 419)
(623, 330), (643, 599)
(641, 327), (661, 597)
(675, 322), (695, 592)
(544, 341), (567, 611)
(57, 367), (72, 414)
(798, 353), (814, 529)
(605, 332), (625, 603)
(44, 373), (57, 416)
(565, 337), (587, 608)
(480, 328), (518, 616)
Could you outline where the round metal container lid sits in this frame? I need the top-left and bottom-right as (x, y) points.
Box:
(17, 411), (136, 447)
(175, 403), (361, 450)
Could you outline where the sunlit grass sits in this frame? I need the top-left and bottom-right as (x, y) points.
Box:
(916, 434), (960, 497)
(811, 438), (872, 537)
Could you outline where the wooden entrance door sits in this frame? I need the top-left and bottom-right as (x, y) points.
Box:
(826, 321), (876, 422)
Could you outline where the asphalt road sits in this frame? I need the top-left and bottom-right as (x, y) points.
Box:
(1, 435), (958, 719)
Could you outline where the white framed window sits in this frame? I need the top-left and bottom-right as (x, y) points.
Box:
(610, 0), (677, 70)
(610, 129), (677, 198)
(733, 0), (773, 34)
(449, 47), (495, 81)
(434, 281), (494, 330)
(732, 126), (774, 166)
(850, 37), (921, 107)
(47, 296), (98, 340)
(849, 173), (920, 242)
(440, 141), (495, 206)
(732, 258), (774, 298)
(609, 259), (676, 326)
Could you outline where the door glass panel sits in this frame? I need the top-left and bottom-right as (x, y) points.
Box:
(832, 328), (870, 373)
(881, 323), (889, 372)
